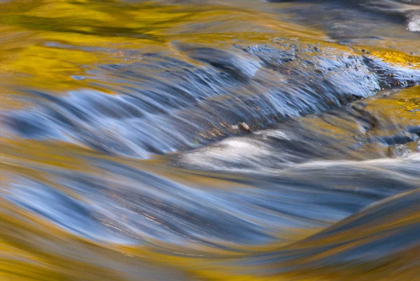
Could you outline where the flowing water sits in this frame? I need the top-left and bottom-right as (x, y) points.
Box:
(1, 0), (420, 280)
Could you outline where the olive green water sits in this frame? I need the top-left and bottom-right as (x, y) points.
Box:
(1, 0), (420, 280)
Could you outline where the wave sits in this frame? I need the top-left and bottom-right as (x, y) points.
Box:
(201, 190), (420, 280)
(175, 86), (420, 172)
(2, 42), (419, 158)
(1, 1), (419, 280)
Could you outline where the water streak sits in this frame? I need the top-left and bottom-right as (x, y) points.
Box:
(1, 0), (419, 280)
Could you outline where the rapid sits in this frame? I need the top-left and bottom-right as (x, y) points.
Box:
(1, 0), (419, 280)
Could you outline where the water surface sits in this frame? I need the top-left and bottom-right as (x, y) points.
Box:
(1, 0), (419, 280)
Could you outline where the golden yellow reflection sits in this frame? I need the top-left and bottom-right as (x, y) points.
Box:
(1, 0), (420, 280)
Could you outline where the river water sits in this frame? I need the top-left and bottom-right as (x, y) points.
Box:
(1, 0), (420, 280)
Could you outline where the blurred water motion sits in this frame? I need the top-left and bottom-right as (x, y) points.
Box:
(1, 0), (420, 280)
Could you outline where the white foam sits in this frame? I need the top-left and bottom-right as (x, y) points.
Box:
(181, 138), (271, 171)
(408, 13), (420, 32)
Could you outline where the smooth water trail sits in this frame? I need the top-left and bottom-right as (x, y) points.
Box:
(1, 0), (420, 280)
(2, 37), (419, 157)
